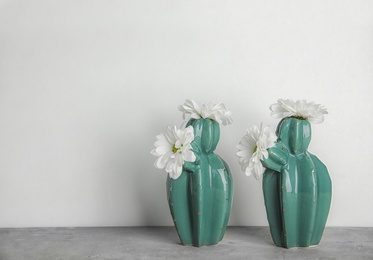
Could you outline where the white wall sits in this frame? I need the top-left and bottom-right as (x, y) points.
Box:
(0, 0), (372, 227)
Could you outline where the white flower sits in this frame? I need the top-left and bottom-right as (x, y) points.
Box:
(178, 99), (233, 126)
(151, 125), (196, 179)
(237, 124), (277, 180)
(270, 99), (328, 123)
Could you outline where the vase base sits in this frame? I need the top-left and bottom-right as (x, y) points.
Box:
(179, 240), (222, 247)
(275, 244), (319, 249)
(180, 242), (220, 247)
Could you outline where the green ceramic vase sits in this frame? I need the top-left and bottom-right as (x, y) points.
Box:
(262, 117), (332, 248)
(167, 118), (233, 247)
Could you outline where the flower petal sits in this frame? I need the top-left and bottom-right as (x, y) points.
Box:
(152, 124), (196, 179)
(179, 99), (232, 125)
(270, 99), (327, 123)
(237, 123), (276, 180)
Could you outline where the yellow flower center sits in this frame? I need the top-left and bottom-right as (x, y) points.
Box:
(253, 146), (257, 153)
(172, 145), (179, 154)
(172, 141), (183, 154)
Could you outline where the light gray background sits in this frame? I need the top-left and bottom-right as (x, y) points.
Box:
(0, 0), (372, 228)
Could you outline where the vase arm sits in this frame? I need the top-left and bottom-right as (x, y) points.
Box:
(183, 145), (201, 172)
(262, 146), (288, 172)
(184, 161), (197, 172)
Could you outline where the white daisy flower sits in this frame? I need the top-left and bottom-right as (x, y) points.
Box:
(151, 125), (196, 179)
(270, 99), (328, 124)
(237, 124), (277, 180)
(178, 99), (233, 126)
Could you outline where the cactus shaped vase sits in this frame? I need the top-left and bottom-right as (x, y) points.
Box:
(167, 118), (233, 247)
(262, 117), (332, 248)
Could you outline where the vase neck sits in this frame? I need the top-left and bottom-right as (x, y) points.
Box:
(277, 117), (311, 154)
(187, 118), (220, 154)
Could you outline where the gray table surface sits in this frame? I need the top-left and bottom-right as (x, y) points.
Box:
(0, 226), (372, 260)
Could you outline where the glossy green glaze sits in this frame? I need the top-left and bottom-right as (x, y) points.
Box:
(262, 117), (332, 248)
(167, 118), (233, 247)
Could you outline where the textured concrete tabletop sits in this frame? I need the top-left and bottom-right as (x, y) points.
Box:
(0, 227), (372, 260)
